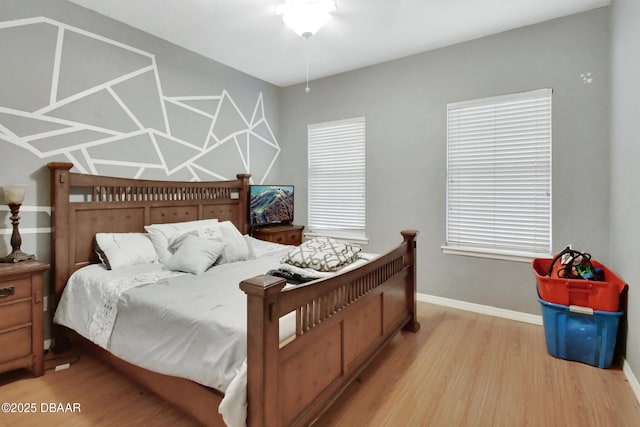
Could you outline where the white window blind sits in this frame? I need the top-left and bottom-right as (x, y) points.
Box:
(308, 117), (366, 240)
(444, 88), (552, 260)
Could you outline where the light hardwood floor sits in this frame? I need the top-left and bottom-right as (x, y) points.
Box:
(1, 302), (639, 427)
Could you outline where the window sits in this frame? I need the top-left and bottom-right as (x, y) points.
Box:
(443, 89), (552, 261)
(307, 117), (366, 242)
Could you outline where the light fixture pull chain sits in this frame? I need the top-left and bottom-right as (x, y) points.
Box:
(305, 33), (311, 94)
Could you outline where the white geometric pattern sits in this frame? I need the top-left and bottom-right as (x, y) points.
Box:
(0, 17), (280, 183)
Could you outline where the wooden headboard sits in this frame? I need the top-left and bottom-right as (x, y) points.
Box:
(48, 162), (250, 303)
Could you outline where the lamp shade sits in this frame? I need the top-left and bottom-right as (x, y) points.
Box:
(280, 0), (335, 37)
(3, 185), (26, 205)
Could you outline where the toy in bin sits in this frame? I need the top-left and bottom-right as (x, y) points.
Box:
(533, 247), (627, 312)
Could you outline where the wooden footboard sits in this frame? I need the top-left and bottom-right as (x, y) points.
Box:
(241, 230), (419, 427)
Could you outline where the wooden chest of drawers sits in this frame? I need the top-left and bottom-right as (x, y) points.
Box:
(252, 224), (304, 246)
(0, 260), (49, 377)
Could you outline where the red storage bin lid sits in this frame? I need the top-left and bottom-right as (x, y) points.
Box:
(533, 258), (627, 312)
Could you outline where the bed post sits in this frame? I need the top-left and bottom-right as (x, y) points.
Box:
(240, 275), (287, 427)
(236, 173), (251, 235)
(47, 162), (74, 352)
(47, 163), (73, 303)
(401, 230), (420, 333)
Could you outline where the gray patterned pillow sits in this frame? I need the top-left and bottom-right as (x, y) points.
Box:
(281, 237), (362, 272)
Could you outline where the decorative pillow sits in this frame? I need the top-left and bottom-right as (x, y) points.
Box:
(164, 235), (226, 274)
(95, 233), (158, 270)
(166, 221), (249, 265)
(281, 237), (362, 272)
(168, 227), (223, 253)
(213, 221), (251, 265)
(144, 219), (219, 264)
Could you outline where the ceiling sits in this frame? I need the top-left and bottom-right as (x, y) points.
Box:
(68, 0), (610, 87)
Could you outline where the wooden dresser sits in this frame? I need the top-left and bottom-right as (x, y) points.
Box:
(0, 260), (49, 377)
(252, 224), (304, 246)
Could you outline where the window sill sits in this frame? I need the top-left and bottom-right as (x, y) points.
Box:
(441, 245), (551, 263)
(304, 231), (369, 245)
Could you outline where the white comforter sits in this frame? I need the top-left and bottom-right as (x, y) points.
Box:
(54, 243), (292, 427)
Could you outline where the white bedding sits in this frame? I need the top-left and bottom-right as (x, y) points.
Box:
(53, 237), (375, 427)
(54, 242), (292, 427)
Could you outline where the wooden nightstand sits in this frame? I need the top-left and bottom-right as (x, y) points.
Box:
(0, 260), (49, 377)
(252, 224), (304, 246)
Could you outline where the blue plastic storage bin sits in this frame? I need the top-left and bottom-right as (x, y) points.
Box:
(538, 295), (622, 368)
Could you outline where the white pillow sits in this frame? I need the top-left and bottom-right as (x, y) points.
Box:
(95, 233), (158, 270)
(215, 221), (251, 265)
(164, 235), (226, 274)
(144, 219), (219, 264)
(244, 235), (288, 259)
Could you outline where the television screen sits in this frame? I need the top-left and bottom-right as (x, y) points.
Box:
(249, 185), (294, 226)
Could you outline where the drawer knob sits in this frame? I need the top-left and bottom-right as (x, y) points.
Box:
(0, 286), (15, 298)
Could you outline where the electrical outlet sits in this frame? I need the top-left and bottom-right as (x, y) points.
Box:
(43, 296), (48, 312)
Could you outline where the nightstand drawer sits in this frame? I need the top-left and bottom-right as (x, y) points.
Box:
(285, 232), (301, 245)
(0, 300), (32, 330)
(253, 225), (304, 246)
(0, 277), (32, 303)
(0, 327), (32, 363)
(0, 260), (48, 378)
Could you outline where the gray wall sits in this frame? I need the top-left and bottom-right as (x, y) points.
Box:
(1, 1), (626, 362)
(278, 8), (611, 315)
(610, 0), (640, 378)
(0, 0), (281, 336)
(0, 0), (282, 258)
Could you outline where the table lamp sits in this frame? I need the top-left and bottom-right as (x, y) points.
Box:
(1, 185), (35, 263)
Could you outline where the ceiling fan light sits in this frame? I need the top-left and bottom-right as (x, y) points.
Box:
(280, 0), (335, 37)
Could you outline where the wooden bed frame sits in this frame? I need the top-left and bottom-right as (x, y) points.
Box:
(48, 162), (419, 427)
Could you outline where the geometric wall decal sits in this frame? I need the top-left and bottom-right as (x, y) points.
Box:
(56, 28), (154, 102)
(252, 119), (278, 147)
(67, 148), (92, 174)
(248, 136), (281, 188)
(236, 133), (250, 165)
(153, 133), (202, 174)
(164, 101), (213, 150)
(0, 22), (58, 112)
(193, 138), (247, 180)
(211, 93), (252, 144)
(139, 166), (195, 182)
(28, 128), (116, 155)
(87, 132), (162, 165)
(94, 163), (150, 180)
(0, 110), (68, 137)
(112, 71), (167, 133)
(46, 88), (140, 134)
(181, 98), (221, 117)
(0, 17), (280, 184)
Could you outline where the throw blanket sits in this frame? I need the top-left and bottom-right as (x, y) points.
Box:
(88, 270), (184, 347)
(280, 237), (362, 272)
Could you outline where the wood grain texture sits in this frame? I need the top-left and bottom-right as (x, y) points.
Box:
(47, 163), (419, 427)
(314, 302), (640, 427)
(2, 302), (638, 427)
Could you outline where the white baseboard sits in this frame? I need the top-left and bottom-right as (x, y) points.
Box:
(417, 292), (543, 325)
(417, 292), (640, 405)
(623, 359), (640, 404)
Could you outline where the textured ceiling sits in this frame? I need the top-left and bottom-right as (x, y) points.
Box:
(68, 0), (610, 87)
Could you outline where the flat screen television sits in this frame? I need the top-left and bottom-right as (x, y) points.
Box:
(249, 185), (294, 226)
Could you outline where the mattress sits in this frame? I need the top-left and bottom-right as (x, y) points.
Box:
(54, 240), (292, 427)
(53, 237), (376, 427)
